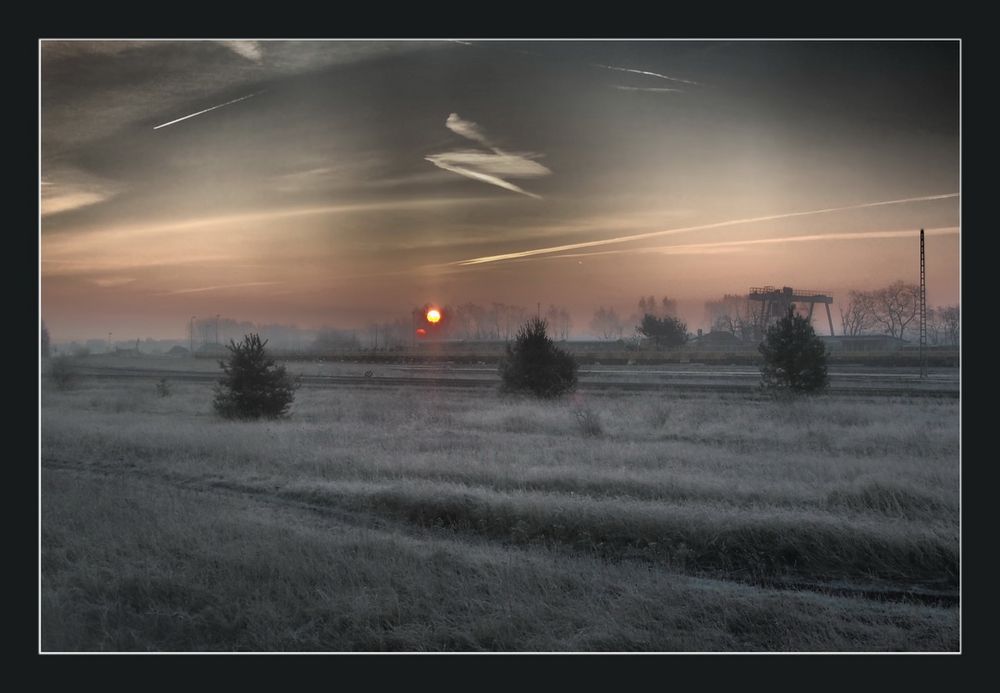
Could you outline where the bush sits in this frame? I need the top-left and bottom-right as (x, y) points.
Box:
(155, 378), (171, 398)
(213, 333), (298, 419)
(498, 317), (578, 398)
(48, 355), (79, 390)
(636, 314), (688, 348)
(758, 306), (829, 394)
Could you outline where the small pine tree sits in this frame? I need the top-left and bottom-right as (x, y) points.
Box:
(499, 317), (578, 398)
(758, 306), (829, 394)
(213, 333), (297, 419)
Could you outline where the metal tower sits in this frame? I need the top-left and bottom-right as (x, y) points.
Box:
(919, 228), (927, 379)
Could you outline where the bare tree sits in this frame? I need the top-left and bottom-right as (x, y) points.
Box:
(871, 281), (919, 339)
(839, 290), (877, 336)
(705, 293), (763, 341)
(590, 306), (623, 340)
(637, 295), (678, 319)
(937, 305), (960, 345)
(546, 304), (572, 340)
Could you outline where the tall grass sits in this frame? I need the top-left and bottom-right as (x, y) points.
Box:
(40, 379), (960, 651)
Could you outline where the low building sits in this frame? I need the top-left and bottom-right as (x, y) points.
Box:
(820, 335), (908, 352)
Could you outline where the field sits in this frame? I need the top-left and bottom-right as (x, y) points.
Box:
(39, 362), (960, 652)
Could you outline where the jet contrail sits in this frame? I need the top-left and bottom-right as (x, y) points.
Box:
(451, 193), (960, 266)
(595, 64), (700, 86)
(546, 226), (961, 260)
(153, 91), (263, 130)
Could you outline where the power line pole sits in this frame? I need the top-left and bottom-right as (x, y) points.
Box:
(919, 228), (927, 379)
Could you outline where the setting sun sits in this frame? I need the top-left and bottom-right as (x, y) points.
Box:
(426, 308), (441, 324)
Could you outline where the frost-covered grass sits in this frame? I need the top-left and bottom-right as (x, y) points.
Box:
(40, 378), (959, 652)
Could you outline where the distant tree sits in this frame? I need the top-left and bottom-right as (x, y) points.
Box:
(871, 281), (919, 340)
(937, 305), (960, 346)
(48, 355), (78, 390)
(498, 317), (578, 398)
(705, 293), (763, 341)
(590, 306), (623, 340)
(213, 333), (298, 420)
(41, 320), (50, 359)
(758, 306), (829, 394)
(636, 314), (688, 348)
(839, 290), (877, 336)
(546, 304), (572, 341)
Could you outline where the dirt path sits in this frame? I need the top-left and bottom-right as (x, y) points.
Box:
(41, 456), (959, 608)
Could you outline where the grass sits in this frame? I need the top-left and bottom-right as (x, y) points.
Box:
(40, 376), (960, 651)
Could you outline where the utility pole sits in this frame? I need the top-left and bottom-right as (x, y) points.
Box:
(215, 314), (220, 345)
(919, 228), (927, 379)
(190, 316), (196, 354)
(107, 332), (112, 353)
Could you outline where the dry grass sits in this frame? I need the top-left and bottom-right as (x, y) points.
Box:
(40, 377), (960, 652)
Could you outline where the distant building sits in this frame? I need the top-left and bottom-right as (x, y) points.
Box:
(687, 330), (747, 350)
(820, 335), (908, 352)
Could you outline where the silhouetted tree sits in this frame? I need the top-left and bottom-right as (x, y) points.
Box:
(213, 333), (297, 419)
(590, 306), (623, 340)
(759, 306), (829, 394)
(636, 314), (688, 348)
(499, 317), (578, 398)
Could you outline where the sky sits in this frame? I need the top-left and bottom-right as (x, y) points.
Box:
(40, 39), (960, 340)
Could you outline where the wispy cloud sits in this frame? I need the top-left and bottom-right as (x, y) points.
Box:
(218, 40), (263, 63)
(91, 276), (137, 287)
(612, 85), (684, 93)
(153, 91), (263, 130)
(41, 191), (111, 217)
(548, 227), (962, 260)
(40, 175), (117, 217)
(426, 113), (551, 198)
(595, 64), (700, 86)
(158, 281), (281, 296)
(450, 193), (960, 266)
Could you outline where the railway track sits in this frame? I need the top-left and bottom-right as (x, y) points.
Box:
(69, 367), (959, 398)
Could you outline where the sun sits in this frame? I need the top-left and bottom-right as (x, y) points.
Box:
(426, 308), (441, 324)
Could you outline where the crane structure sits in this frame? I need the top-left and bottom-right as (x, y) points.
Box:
(748, 286), (836, 336)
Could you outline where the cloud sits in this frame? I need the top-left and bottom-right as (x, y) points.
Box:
(40, 174), (118, 217)
(91, 276), (138, 287)
(41, 191), (111, 217)
(612, 85), (684, 93)
(450, 193), (960, 266)
(218, 40), (264, 63)
(445, 113), (492, 146)
(153, 91), (263, 130)
(595, 63), (700, 86)
(427, 113), (552, 198)
(158, 281), (281, 296)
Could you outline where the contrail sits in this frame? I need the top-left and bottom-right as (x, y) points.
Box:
(451, 193), (960, 266)
(595, 64), (700, 86)
(547, 227), (961, 260)
(153, 91), (263, 130)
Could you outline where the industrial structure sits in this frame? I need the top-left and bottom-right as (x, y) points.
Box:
(748, 286), (836, 336)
